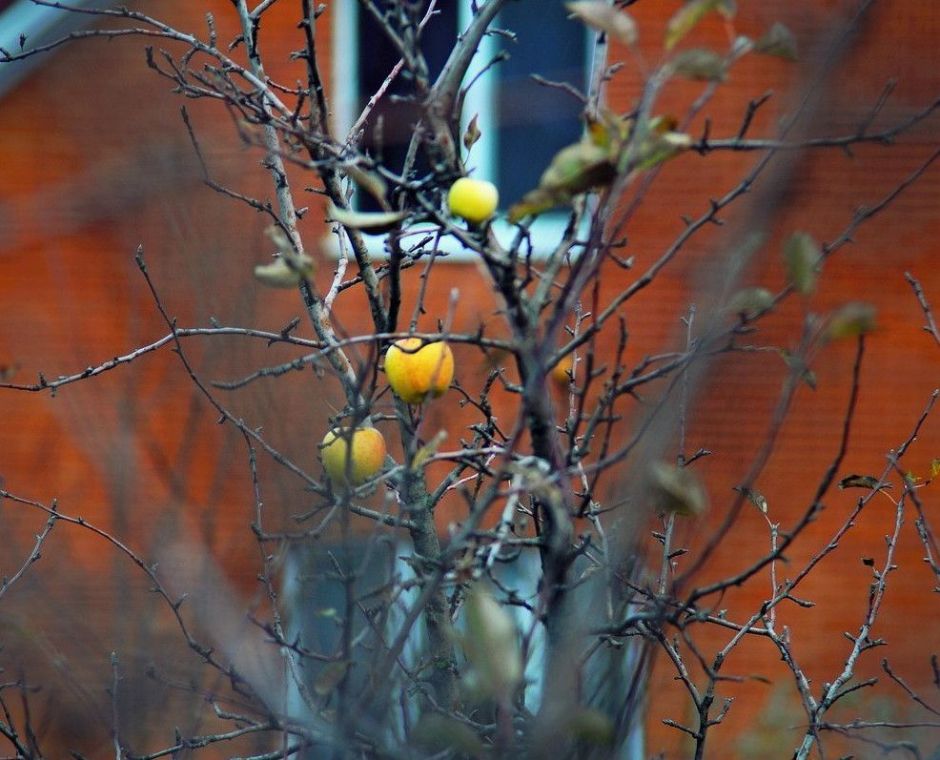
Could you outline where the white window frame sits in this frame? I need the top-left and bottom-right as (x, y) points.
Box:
(329, 1), (594, 261)
(281, 536), (645, 757)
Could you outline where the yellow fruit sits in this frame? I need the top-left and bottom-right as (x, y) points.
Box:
(384, 339), (454, 404)
(320, 427), (387, 486)
(447, 177), (499, 224)
(550, 354), (575, 388)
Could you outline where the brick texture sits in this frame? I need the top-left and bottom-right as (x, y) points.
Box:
(0, 1), (938, 757)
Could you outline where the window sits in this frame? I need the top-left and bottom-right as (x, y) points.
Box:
(331, 1), (591, 259)
(0, 1), (112, 97)
(282, 538), (548, 722)
(282, 537), (645, 757)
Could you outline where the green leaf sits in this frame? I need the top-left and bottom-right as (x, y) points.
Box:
(585, 108), (634, 149)
(665, 0), (737, 51)
(726, 286), (774, 317)
(507, 187), (566, 223)
(539, 140), (617, 194)
(825, 302), (877, 340)
(567, 1), (638, 46)
(508, 114), (689, 222)
(755, 21), (798, 61)
(326, 203), (408, 233)
(508, 140), (615, 222)
(649, 461), (708, 516)
(783, 232), (821, 295)
(671, 48), (727, 81)
(931, 458), (940, 479)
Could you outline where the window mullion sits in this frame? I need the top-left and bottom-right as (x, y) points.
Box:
(458, 0), (498, 184)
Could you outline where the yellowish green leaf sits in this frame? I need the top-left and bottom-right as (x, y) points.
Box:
(783, 232), (821, 295)
(585, 108), (633, 150)
(255, 228), (315, 287)
(539, 140), (616, 194)
(649, 461), (708, 516)
(463, 585), (522, 701)
(825, 302), (877, 340)
(671, 48), (727, 81)
(253, 256), (313, 288)
(665, 0), (736, 51)
(326, 203), (408, 233)
(508, 114), (688, 222)
(344, 165), (389, 209)
(649, 114), (680, 135)
(507, 188), (566, 223)
(780, 349), (817, 390)
(727, 286), (774, 317)
(755, 21), (798, 61)
(411, 430), (448, 469)
(633, 130), (692, 171)
(566, 1), (638, 46)
(264, 223), (294, 254)
(508, 140), (615, 222)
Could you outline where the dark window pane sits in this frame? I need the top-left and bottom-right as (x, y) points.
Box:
(353, 2), (586, 212)
(357, 3), (458, 207)
(495, 1), (586, 205)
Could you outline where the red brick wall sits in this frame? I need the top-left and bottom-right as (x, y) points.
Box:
(0, 1), (938, 756)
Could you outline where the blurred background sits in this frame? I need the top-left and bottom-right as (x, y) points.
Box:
(0, 0), (938, 756)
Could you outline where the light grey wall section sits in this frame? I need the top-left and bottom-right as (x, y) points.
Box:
(0, 1), (115, 97)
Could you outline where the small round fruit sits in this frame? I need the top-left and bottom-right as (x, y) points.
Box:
(447, 177), (499, 224)
(550, 354), (575, 388)
(320, 427), (387, 486)
(384, 339), (455, 404)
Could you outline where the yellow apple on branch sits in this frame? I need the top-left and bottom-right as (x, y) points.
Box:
(384, 339), (455, 404)
(320, 427), (387, 486)
(447, 178), (499, 224)
(550, 354), (576, 388)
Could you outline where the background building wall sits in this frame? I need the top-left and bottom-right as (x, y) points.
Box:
(0, 1), (938, 757)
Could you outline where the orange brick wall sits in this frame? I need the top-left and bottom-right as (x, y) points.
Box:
(0, 1), (938, 757)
